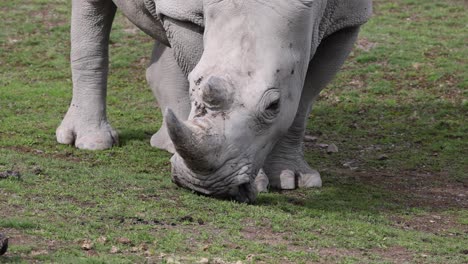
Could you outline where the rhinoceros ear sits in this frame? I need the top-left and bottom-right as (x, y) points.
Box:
(154, 0), (204, 26)
(152, 0), (205, 75)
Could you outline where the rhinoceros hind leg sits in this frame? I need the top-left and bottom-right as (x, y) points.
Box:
(146, 42), (190, 154)
(150, 130), (175, 153)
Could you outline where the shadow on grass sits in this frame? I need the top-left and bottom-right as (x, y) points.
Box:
(255, 170), (465, 215)
(117, 129), (153, 146)
(256, 181), (393, 216)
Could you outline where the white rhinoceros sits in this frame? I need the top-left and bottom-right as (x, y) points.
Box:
(57, 0), (372, 202)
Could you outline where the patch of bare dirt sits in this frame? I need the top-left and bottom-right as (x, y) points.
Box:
(0, 228), (60, 260)
(240, 218), (316, 261)
(318, 246), (416, 264)
(3, 146), (83, 163)
(241, 225), (296, 248)
(334, 169), (468, 210)
(31, 5), (68, 30)
(390, 214), (467, 236)
(355, 37), (377, 52)
(371, 246), (415, 263)
(317, 247), (363, 262)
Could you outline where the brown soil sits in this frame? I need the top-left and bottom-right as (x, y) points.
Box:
(0, 228), (59, 262)
(333, 168), (468, 237)
(3, 146), (83, 163)
(390, 214), (467, 236)
(333, 169), (467, 210)
(317, 246), (416, 264)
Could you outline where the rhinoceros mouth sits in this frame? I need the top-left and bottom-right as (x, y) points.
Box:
(170, 154), (258, 203)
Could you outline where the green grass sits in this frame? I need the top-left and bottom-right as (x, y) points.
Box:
(1, 0), (467, 263)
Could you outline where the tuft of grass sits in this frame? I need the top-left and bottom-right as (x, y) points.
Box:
(0, 219), (39, 230)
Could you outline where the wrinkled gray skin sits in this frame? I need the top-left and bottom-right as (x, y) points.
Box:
(57, 0), (372, 202)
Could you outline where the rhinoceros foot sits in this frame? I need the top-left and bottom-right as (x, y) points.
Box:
(264, 156), (322, 190)
(56, 111), (118, 150)
(150, 126), (175, 154)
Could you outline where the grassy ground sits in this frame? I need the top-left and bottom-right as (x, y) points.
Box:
(0, 0), (466, 263)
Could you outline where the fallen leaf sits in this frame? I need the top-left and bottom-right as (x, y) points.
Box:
(110, 246), (120, 254)
(117, 237), (131, 245)
(97, 236), (107, 244)
(81, 239), (93, 250)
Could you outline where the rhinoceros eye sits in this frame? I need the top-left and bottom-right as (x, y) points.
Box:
(265, 98), (280, 112)
(261, 89), (281, 121)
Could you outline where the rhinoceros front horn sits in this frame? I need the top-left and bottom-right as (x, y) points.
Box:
(165, 108), (213, 172)
(165, 108), (198, 156)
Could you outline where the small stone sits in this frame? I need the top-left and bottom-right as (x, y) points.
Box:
(377, 154), (389, 160)
(327, 143), (339, 153)
(34, 149), (44, 154)
(110, 246), (120, 254)
(317, 143), (329, 149)
(81, 240), (93, 250)
(0, 233), (8, 256)
(117, 237), (131, 245)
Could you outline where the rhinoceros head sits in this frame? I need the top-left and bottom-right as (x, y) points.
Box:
(166, 0), (317, 202)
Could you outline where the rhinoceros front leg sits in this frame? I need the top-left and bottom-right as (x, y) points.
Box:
(264, 26), (361, 190)
(56, 0), (118, 150)
(146, 42), (190, 153)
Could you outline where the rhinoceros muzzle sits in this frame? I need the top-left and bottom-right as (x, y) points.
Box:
(170, 154), (258, 203)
